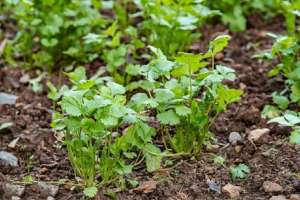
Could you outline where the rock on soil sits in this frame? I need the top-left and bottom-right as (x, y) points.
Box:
(37, 182), (59, 197)
(0, 151), (18, 167)
(207, 180), (221, 194)
(0, 92), (18, 105)
(290, 194), (300, 200)
(270, 195), (287, 200)
(229, 132), (243, 145)
(248, 128), (270, 143)
(222, 183), (241, 198)
(263, 181), (283, 193)
(3, 183), (25, 197)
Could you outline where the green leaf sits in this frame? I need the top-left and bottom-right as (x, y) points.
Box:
(175, 105), (191, 116)
(126, 64), (141, 76)
(144, 144), (162, 172)
(47, 82), (59, 101)
(60, 96), (82, 116)
(21, 175), (34, 185)
(83, 186), (98, 198)
(157, 110), (180, 125)
(0, 122), (13, 130)
(154, 89), (175, 103)
(290, 130), (300, 145)
(272, 93), (289, 110)
(261, 105), (281, 119)
(128, 179), (139, 188)
(65, 67), (86, 84)
(107, 82), (126, 95)
(268, 111), (300, 126)
(216, 85), (243, 112)
(172, 53), (208, 77)
(207, 35), (231, 57)
(230, 163), (250, 181)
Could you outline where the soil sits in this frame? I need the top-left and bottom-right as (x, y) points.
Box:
(1, 16), (300, 200)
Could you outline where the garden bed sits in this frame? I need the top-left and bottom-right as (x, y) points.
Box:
(1, 15), (299, 200)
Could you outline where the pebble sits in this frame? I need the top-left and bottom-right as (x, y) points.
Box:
(215, 53), (224, 60)
(8, 137), (20, 149)
(3, 183), (25, 197)
(47, 197), (56, 200)
(207, 180), (221, 194)
(290, 194), (300, 200)
(263, 181), (283, 193)
(229, 132), (242, 145)
(11, 197), (21, 200)
(235, 145), (242, 153)
(0, 92), (18, 105)
(0, 151), (18, 167)
(38, 182), (59, 197)
(270, 195), (287, 200)
(222, 183), (241, 198)
(19, 74), (30, 83)
(248, 128), (270, 142)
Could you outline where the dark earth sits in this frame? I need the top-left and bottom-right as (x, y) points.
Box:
(0, 15), (300, 200)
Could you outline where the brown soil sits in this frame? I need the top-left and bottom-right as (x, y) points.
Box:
(1, 16), (300, 200)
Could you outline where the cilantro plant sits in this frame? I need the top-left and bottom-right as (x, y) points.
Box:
(129, 35), (242, 154)
(50, 67), (162, 194)
(2, 0), (105, 70)
(134, 0), (218, 55)
(260, 1), (300, 144)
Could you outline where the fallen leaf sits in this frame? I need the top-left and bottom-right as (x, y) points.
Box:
(133, 180), (157, 194)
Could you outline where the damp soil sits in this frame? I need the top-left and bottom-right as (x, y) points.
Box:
(0, 16), (300, 200)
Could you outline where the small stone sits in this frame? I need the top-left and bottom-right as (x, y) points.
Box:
(11, 196), (21, 200)
(215, 53), (224, 60)
(47, 197), (56, 200)
(0, 151), (18, 167)
(229, 132), (242, 145)
(290, 194), (300, 200)
(19, 74), (30, 84)
(248, 128), (270, 143)
(263, 181), (283, 193)
(38, 182), (59, 197)
(0, 92), (18, 105)
(222, 183), (241, 198)
(3, 183), (25, 197)
(8, 137), (20, 149)
(207, 180), (221, 194)
(235, 145), (242, 153)
(239, 82), (247, 90)
(270, 195), (287, 200)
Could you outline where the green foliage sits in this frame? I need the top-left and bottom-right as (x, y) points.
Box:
(51, 67), (161, 188)
(260, 1), (300, 145)
(134, 0), (218, 55)
(230, 163), (250, 181)
(129, 35), (242, 154)
(2, 0), (105, 70)
(290, 129), (300, 144)
(207, 0), (280, 32)
(213, 155), (226, 166)
(50, 36), (241, 192)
